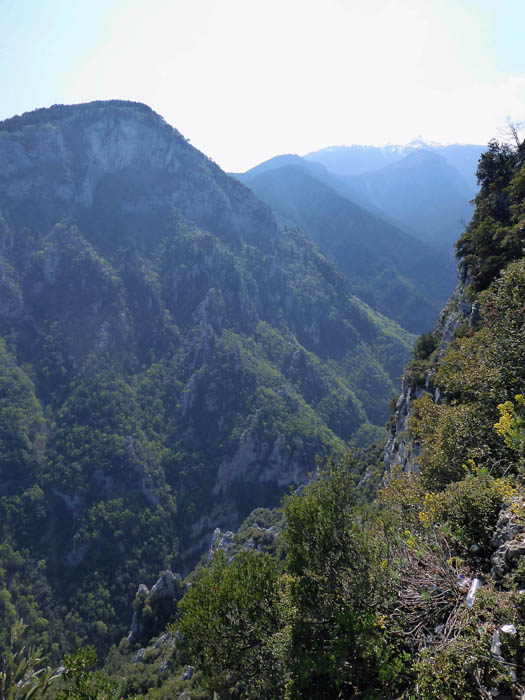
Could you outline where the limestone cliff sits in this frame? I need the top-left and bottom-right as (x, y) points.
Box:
(384, 261), (479, 474)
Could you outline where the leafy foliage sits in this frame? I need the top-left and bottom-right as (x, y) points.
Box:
(456, 139), (525, 291)
(178, 551), (285, 699)
(177, 454), (402, 699)
(0, 619), (58, 700)
(410, 254), (525, 491)
(54, 646), (133, 700)
(6, 107), (525, 700)
(403, 330), (440, 387)
(282, 454), (396, 699)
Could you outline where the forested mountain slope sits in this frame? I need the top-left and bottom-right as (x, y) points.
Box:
(0, 101), (414, 656)
(236, 160), (455, 333)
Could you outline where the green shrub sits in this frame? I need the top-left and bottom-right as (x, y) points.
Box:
(434, 472), (515, 555)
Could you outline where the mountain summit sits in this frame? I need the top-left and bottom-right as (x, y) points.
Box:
(0, 101), (413, 650)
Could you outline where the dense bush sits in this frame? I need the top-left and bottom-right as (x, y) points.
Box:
(177, 551), (285, 700)
(175, 454), (404, 700)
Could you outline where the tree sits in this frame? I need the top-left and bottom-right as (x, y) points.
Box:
(177, 453), (404, 699)
(498, 118), (525, 150)
(456, 136), (525, 290)
(0, 619), (58, 700)
(55, 646), (121, 700)
(282, 453), (395, 699)
(177, 550), (285, 700)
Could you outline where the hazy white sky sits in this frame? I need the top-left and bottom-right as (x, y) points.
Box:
(1, 0), (524, 171)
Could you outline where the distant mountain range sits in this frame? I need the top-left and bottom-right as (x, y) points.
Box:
(233, 140), (485, 333)
(342, 150), (474, 251)
(301, 142), (483, 253)
(236, 158), (455, 333)
(305, 140), (484, 191)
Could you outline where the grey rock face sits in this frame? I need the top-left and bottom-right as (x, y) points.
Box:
(134, 648), (145, 664)
(150, 570), (181, 600)
(206, 520), (281, 565)
(242, 525), (279, 553)
(128, 570), (183, 644)
(0, 102), (280, 250)
(384, 261), (475, 475)
(214, 424), (305, 497)
(384, 379), (423, 474)
(154, 631), (175, 649)
(434, 262), (477, 352)
(208, 527), (235, 563)
(491, 498), (525, 580)
(182, 665), (194, 681)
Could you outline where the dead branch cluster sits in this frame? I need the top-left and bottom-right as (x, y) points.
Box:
(388, 535), (471, 650)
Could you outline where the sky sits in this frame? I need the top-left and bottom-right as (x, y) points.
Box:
(1, 0), (524, 171)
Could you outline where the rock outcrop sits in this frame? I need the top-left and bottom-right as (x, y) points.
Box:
(490, 498), (525, 581)
(384, 380), (424, 474)
(207, 528), (236, 563)
(128, 570), (183, 645)
(385, 261), (477, 474)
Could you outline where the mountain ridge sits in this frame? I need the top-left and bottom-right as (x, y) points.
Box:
(305, 140), (485, 191)
(236, 157), (456, 332)
(0, 100), (414, 654)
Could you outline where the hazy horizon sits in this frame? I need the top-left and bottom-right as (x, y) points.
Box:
(2, 0), (524, 171)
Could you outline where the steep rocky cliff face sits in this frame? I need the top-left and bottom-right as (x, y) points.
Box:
(0, 101), (414, 652)
(384, 262), (477, 473)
